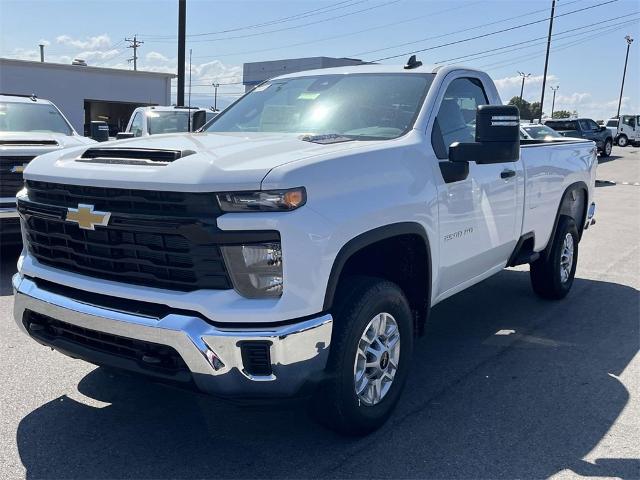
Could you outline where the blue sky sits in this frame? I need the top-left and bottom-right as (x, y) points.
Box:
(1, 0), (638, 119)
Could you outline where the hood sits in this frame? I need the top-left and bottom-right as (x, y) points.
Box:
(23, 131), (372, 192)
(0, 131), (95, 156)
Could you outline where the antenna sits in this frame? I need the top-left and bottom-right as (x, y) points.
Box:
(188, 48), (192, 131)
(404, 55), (423, 70)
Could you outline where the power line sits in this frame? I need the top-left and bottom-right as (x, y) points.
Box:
(147, 0), (402, 43)
(191, 1), (482, 60)
(142, 0), (363, 38)
(477, 19), (639, 72)
(365, 0), (619, 62)
(433, 13), (638, 65)
(351, 0), (582, 58)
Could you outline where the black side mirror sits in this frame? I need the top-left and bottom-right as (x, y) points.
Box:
(449, 105), (520, 164)
(192, 111), (206, 131)
(89, 121), (109, 142)
(115, 132), (135, 140)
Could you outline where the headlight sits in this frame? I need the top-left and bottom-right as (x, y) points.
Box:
(216, 187), (306, 212)
(221, 242), (283, 298)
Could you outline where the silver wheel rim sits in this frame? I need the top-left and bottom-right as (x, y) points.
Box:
(560, 232), (574, 283)
(619, 137), (627, 147)
(605, 142), (612, 155)
(353, 312), (401, 406)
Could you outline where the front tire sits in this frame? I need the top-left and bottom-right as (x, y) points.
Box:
(530, 216), (579, 299)
(602, 139), (612, 157)
(617, 134), (628, 147)
(311, 276), (414, 435)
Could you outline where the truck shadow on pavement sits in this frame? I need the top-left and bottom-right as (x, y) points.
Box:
(15, 269), (640, 479)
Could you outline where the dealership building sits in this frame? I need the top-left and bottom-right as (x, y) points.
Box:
(242, 56), (368, 91)
(0, 58), (174, 135)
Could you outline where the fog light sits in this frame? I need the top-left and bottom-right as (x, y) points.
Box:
(221, 243), (283, 298)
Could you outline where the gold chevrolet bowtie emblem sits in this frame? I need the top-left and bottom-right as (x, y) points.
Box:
(65, 204), (111, 230)
(10, 164), (28, 173)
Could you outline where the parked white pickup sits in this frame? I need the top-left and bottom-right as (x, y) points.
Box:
(14, 62), (597, 434)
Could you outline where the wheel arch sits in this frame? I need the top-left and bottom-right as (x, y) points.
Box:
(323, 222), (432, 334)
(544, 181), (589, 259)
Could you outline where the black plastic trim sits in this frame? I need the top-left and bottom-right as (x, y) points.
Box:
(322, 222), (432, 311)
(438, 161), (469, 183)
(507, 232), (535, 267)
(544, 181), (589, 260)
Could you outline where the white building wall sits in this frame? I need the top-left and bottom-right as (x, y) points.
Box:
(0, 58), (173, 133)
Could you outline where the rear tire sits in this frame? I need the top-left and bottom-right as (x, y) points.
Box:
(530, 216), (579, 300)
(601, 139), (612, 157)
(617, 134), (628, 147)
(311, 276), (414, 436)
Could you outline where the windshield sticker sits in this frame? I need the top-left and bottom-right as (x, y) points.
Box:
(298, 92), (320, 100)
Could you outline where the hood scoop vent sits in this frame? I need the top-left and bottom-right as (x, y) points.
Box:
(0, 139), (59, 146)
(77, 148), (194, 166)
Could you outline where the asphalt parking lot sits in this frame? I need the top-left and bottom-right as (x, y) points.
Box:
(0, 147), (638, 480)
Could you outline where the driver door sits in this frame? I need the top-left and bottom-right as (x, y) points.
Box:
(431, 76), (520, 299)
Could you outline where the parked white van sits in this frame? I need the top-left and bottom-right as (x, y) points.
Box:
(617, 115), (640, 147)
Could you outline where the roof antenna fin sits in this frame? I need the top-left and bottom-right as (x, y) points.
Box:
(404, 55), (422, 70)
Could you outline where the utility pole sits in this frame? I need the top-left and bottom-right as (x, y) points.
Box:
(550, 85), (559, 118)
(38, 44), (45, 62)
(125, 35), (144, 71)
(518, 71), (531, 101)
(616, 35), (634, 119)
(212, 83), (220, 111)
(177, 0), (186, 106)
(539, 0), (556, 122)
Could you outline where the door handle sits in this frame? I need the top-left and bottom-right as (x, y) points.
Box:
(501, 169), (516, 179)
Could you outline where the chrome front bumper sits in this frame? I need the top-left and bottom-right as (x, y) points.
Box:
(13, 275), (333, 398)
(0, 196), (19, 218)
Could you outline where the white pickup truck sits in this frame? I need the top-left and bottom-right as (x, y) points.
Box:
(13, 62), (597, 435)
(0, 94), (95, 244)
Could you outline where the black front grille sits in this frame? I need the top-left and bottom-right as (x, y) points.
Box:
(24, 310), (190, 378)
(26, 180), (217, 216)
(0, 156), (33, 197)
(20, 201), (232, 291)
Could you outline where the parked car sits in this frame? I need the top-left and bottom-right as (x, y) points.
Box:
(616, 115), (640, 147)
(0, 94), (95, 245)
(14, 63), (597, 435)
(118, 106), (210, 138)
(544, 118), (613, 157)
(605, 118), (619, 141)
(520, 123), (565, 141)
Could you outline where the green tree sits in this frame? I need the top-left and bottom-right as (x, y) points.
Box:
(552, 110), (573, 119)
(507, 97), (544, 121)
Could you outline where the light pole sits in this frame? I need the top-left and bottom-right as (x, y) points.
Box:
(539, 0), (556, 122)
(212, 83), (220, 111)
(616, 35), (634, 119)
(550, 85), (559, 118)
(518, 71), (531, 101)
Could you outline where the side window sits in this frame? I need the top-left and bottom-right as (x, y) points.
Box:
(587, 119), (599, 131)
(130, 113), (143, 137)
(431, 77), (488, 159)
(578, 119), (591, 131)
(622, 116), (635, 128)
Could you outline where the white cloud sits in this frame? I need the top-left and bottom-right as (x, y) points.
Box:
(494, 74), (559, 103)
(56, 34), (111, 50)
(146, 51), (168, 62)
(75, 49), (121, 61)
(38, 39), (50, 46)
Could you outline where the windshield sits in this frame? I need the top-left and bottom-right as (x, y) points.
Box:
(606, 120), (618, 127)
(147, 111), (191, 134)
(522, 125), (562, 139)
(206, 73), (435, 140)
(0, 101), (73, 135)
